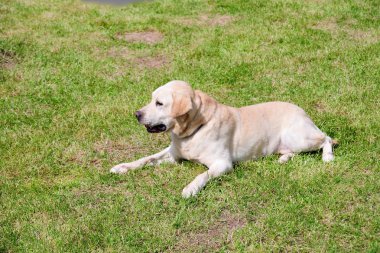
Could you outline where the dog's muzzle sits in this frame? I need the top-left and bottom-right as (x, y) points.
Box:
(135, 111), (166, 133)
(144, 124), (167, 133)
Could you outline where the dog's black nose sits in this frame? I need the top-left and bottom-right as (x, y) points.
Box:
(135, 110), (143, 121)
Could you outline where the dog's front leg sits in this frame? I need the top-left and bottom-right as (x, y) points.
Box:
(182, 160), (233, 198)
(110, 146), (175, 174)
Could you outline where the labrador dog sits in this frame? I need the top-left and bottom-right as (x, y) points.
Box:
(110, 80), (334, 198)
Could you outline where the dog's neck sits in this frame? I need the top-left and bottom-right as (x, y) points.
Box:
(171, 90), (217, 139)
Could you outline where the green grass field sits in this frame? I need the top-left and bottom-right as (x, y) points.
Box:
(1, 0), (379, 251)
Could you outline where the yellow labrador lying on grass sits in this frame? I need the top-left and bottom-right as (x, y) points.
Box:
(111, 80), (334, 198)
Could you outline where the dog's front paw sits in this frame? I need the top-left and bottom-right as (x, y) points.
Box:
(110, 163), (135, 174)
(182, 183), (200, 198)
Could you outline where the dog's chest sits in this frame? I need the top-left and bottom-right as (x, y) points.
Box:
(172, 138), (203, 162)
(170, 130), (230, 164)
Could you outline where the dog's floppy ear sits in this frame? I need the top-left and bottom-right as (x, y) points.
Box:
(171, 93), (192, 118)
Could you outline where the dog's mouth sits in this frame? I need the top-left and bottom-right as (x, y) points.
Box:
(144, 124), (167, 133)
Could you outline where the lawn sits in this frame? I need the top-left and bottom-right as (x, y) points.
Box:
(1, 0), (379, 251)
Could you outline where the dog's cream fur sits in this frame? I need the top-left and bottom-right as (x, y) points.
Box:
(110, 80), (334, 198)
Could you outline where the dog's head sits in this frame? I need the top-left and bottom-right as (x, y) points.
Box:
(135, 80), (196, 134)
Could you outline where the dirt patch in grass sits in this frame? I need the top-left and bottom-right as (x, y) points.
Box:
(0, 49), (16, 70)
(177, 14), (233, 27)
(101, 47), (169, 70)
(66, 150), (87, 164)
(95, 139), (134, 154)
(107, 47), (133, 59)
(173, 210), (246, 251)
(94, 139), (151, 160)
(312, 18), (339, 32)
(41, 11), (56, 20)
(134, 55), (168, 69)
(345, 29), (378, 43)
(117, 31), (164, 44)
(311, 18), (379, 44)
(206, 15), (234, 26)
(96, 48), (169, 80)
(64, 150), (103, 168)
(64, 139), (152, 166)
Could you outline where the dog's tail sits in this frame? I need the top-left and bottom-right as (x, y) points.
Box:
(322, 136), (335, 162)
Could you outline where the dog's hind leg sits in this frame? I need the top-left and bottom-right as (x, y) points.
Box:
(278, 152), (295, 163)
(280, 116), (334, 162)
(110, 146), (176, 174)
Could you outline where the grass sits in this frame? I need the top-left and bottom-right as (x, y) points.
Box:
(1, 0), (379, 251)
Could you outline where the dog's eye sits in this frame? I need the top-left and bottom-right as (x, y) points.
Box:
(156, 101), (163, 106)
